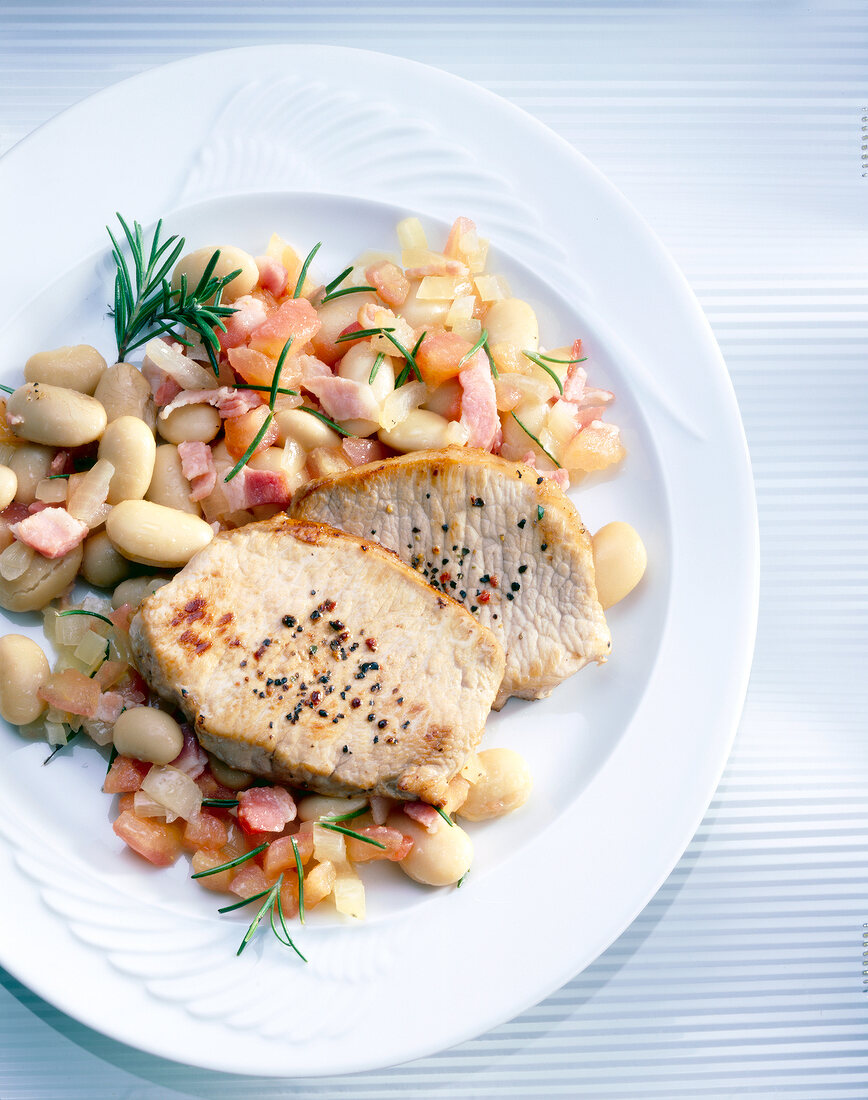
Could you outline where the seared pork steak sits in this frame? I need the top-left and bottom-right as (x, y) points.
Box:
(131, 516), (504, 804)
(290, 449), (611, 707)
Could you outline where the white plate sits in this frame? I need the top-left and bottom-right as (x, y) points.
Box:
(0, 46), (758, 1076)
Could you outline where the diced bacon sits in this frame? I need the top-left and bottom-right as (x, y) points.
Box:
(229, 862), (270, 898)
(160, 386), (264, 421)
(109, 603), (134, 633)
(94, 691), (124, 723)
(39, 667), (100, 717)
(27, 501), (49, 514)
(223, 467), (292, 510)
(249, 297), (321, 358)
(416, 331), (473, 388)
(115, 666), (149, 708)
(404, 258), (468, 278)
(403, 801), (441, 833)
(444, 216), (478, 260)
(341, 437), (389, 467)
(113, 811), (183, 867)
(183, 810), (229, 852)
(169, 726), (208, 779)
(104, 754), (151, 794)
(299, 354), (332, 385)
(365, 260), (410, 308)
(218, 294), (269, 351)
(49, 451), (71, 476)
(155, 376), (183, 407)
(255, 255), (289, 297)
(10, 506), (88, 559)
(563, 363), (587, 403)
(303, 375), (379, 423)
(458, 350), (501, 451)
(1, 502), (30, 524)
(346, 825), (413, 863)
(142, 359), (183, 407)
(178, 441), (217, 502)
(237, 786), (297, 836)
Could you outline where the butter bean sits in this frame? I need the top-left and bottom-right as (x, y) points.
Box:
(0, 634), (50, 725)
(9, 444), (54, 504)
(457, 748), (532, 822)
(157, 403), (222, 445)
(0, 464), (18, 510)
(97, 415), (157, 505)
(592, 522), (647, 610)
(25, 345), (107, 395)
(106, 499), (214, 567)
(94, 363), (156, 432)
(275, 408), (340, 451)
(81, 530), (133, 589)
(207, 753), (254, 791)
(0, 543), (83, 612)
(297, 794), (368, 822)
(112, 707), (184, 765)
(6, 383), (107, 447)
(172, 246), (258, 303)
(146, 445), (200, 515)
(378, 409), (456, 453)
(484, 298), (539, 352)
(393, 812), (473, 886)
(111, 575), (168, 611)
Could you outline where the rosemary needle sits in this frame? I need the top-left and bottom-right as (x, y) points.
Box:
(223, 412), (274, 483)
(458, 328), (490, 368)
(335, 326), (396, 343)
(237, 877), (282, 955)
(269, 337), (294, 410)
(44, 729), (79, 765)
(0, 382), (13, 394)
(434, 806), (455, 828)
(272, 889), (307, 962)
(323, 805), (369, 824)
(218, 886), (273, 914)
(201, 797), (239, 808)
(368, 352), (385, 385)
(522, 350), (564, 395)
(320, 285), (376, 304)
(57, 608), (113, 627)
(510, 411), (562, 468)
(320, 821), (386, 849)
(536, 352), (587, 365)
(293, 242), (322, 299)
(483, 340), (499, 379)
(323, 265), (354, 295)
(291, 836), (305, 925)
(297, 406), (351, 437)
(191, 842), (269, 878)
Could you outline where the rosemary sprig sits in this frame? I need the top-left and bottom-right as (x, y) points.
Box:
(202, 797), (239, 808)
(46, 473), (70, 480)
(236, 876), (283, 956)
(218, 886), (272, 914)
(57, 609), (113, 627)
(457, 872), (468, 888)
(536, 352), (588, 365)
(368, 353), (385, 385)
(434, 806), (455, 828)
(322, 805), (369, 824)
(510, 411), (562, 468)
(0, 382), (13, 394)
(269, 337), (293, 409)
(234, 384), (299, 398)
(320, 285), (376, 304)
(395, 331), (427, 387)
(320, 821), (386, 849)
(223, 415), (273, 483)
(272, 886), (307, 962)
(190, 841), (269, 878)
(483, 340), (499, 379)
(293, 242), (322, 299)
(108, 215), (240, 372)
(297, 406), (351, 437)
(291, 836), (305, 924)
(324, 265), (354, 295)
(105, 744), (118, 777)
(44, 729), (79, 765)
(522, 350), (564, 395)
(335, 326), (395, 343)
(458, 328), (489, 369)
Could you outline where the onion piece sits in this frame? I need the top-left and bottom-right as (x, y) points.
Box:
(450, 318), (482, 343)
(396, 217), (428, 251)
(379, 381), (427, 432)
(66, 459), (114, 528)
(133, 789), (171, 821)
(141, 764), (203, 823)
(0, 540), (34, 581)
(474, 274), (511, 301)
(333, 868), (366, 920)
(416, 276), (472, 302)
(144, 338), (216, 391)
(446, 294), (476, 328)
(74, 629), (110, 674)
(35, 478), (68, 504)
(312, 822), (348, 866)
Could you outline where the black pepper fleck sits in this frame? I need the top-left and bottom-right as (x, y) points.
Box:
(518, 564), (528, 574)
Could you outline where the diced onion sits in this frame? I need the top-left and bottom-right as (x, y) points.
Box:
(45, 721), (68, 746)
(0, 541), (35, 581)
(133, 789), (171, 821)
(474, 274), (511, 302)
(401, 248), (467, 276)
(0, 444), (17, 466)
(74, 629), (110, 673)
(379, 381), (427, 432)
(547, 400), (580, 448)
(144, 338), (215, 391)
(443, 420), (470, 447)
(56, 613), (95, 647)
(446, 294), (476, 328)
(416, 276), (471, 302)
(333, 868), (366, 920)
(396, 217), (428, 251)
(465, 237), (489, 275)
(141, 764), (203, 822)
(450, 318), (482, 343)
(35, 478), (68, 504)
(312, 822), (348, 866)
(81, 715), (114, 747)
(67, 459), (114, 528)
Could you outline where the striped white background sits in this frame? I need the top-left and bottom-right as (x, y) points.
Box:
(1, 2), (866, 1097)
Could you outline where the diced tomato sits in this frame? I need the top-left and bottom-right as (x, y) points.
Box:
(195, 769), (237, 802)
(416, 331), (473, 388)
(92, 660), (127, 691)
(113, 810), (183, 866)
(39, 668), (100, 718)
(346, 826), (413, 863)
(237, 786), (297, 836)
(183, 810), (229, 852)
(227, 346), (278, 388)
(278, 877), (300, 919)
(109, 603), (134, 633)
(249, 297), (321, 358)
(190, 848), (234, 892)
(365, 260), (410, 308)
(262, 832), (313, 878)
(229, 862), (270, 898)
(223, 405), (278, 459)
(104, 754), (151, 794)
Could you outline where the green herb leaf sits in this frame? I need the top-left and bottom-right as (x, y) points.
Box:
(368, 353), (385, 385)
(218, 886), (273, 914)
(201, 797), (239, 808)
(269, 337), (294, 410)
(223, 412), (274, 483)
(322, 805), (369, 824)
(293, 242), (322, 299)
(324, 265), (354, 294)
(320, 285), (376, 304)
(457, 872), (468, 888)
(273, 886), (307, 962)
(537, 505), (545, 521)
(319, 821), (386, 849)
(483, 339), (499, 379)
(237, 877), (282, 956)
(458, 328), (489, 369)
(434, 805), (455, 828)
(335, 326), (396, 343)
(43, 729), (79, 766)
(105, 744), (118, 777)
(536, 352), (587, 365)
(510, 412), (562, 468)
(57, 608), (113, 627)
(291, 836), (305, 924)
(296, 406), (351, 437)
(522, 350), (564, 395)
(191, 841), (270, 879)
(0, 383), (13, 394)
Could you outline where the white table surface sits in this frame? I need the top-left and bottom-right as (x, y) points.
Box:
(1, 3), (866, 1097)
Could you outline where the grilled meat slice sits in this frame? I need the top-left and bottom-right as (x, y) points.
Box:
(290, 449), (610, 707)
(130, 516), (505, 805)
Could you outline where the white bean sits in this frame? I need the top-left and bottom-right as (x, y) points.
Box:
(81, 530), (133, 589)
(393, 812), (473, 886)
(106, 499), (214, 567)
(94, 363), (156, 431)
(0, 543), (83, 612)
(206, 753), (254, 791)
(172, 246), (259, 303)
(111, 575), (168, 611)
(10, 444), (55, 504)
(6, 383), (107, 447)
(0, 634), (49, 725)
(378, 409), (455, 453)
(275, 408), (340, 451)
(297, 794), (368, 822)
(112, 706), (184, 765)
(157, 403), (222, 445)
(398, 280), (449, 330)
(25, 345), (107, 395)
(0, 464), (19, 510)
(312, 291), (377, 365)
(336, 344), (396, 436)
(247, 447), (306, 496)
(484, 298), (539, 352)
(146, 445), (200, 515)
(592, 522), (647, 610)
(98, 415), (157, 504)
(457, 748), (532, 822)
